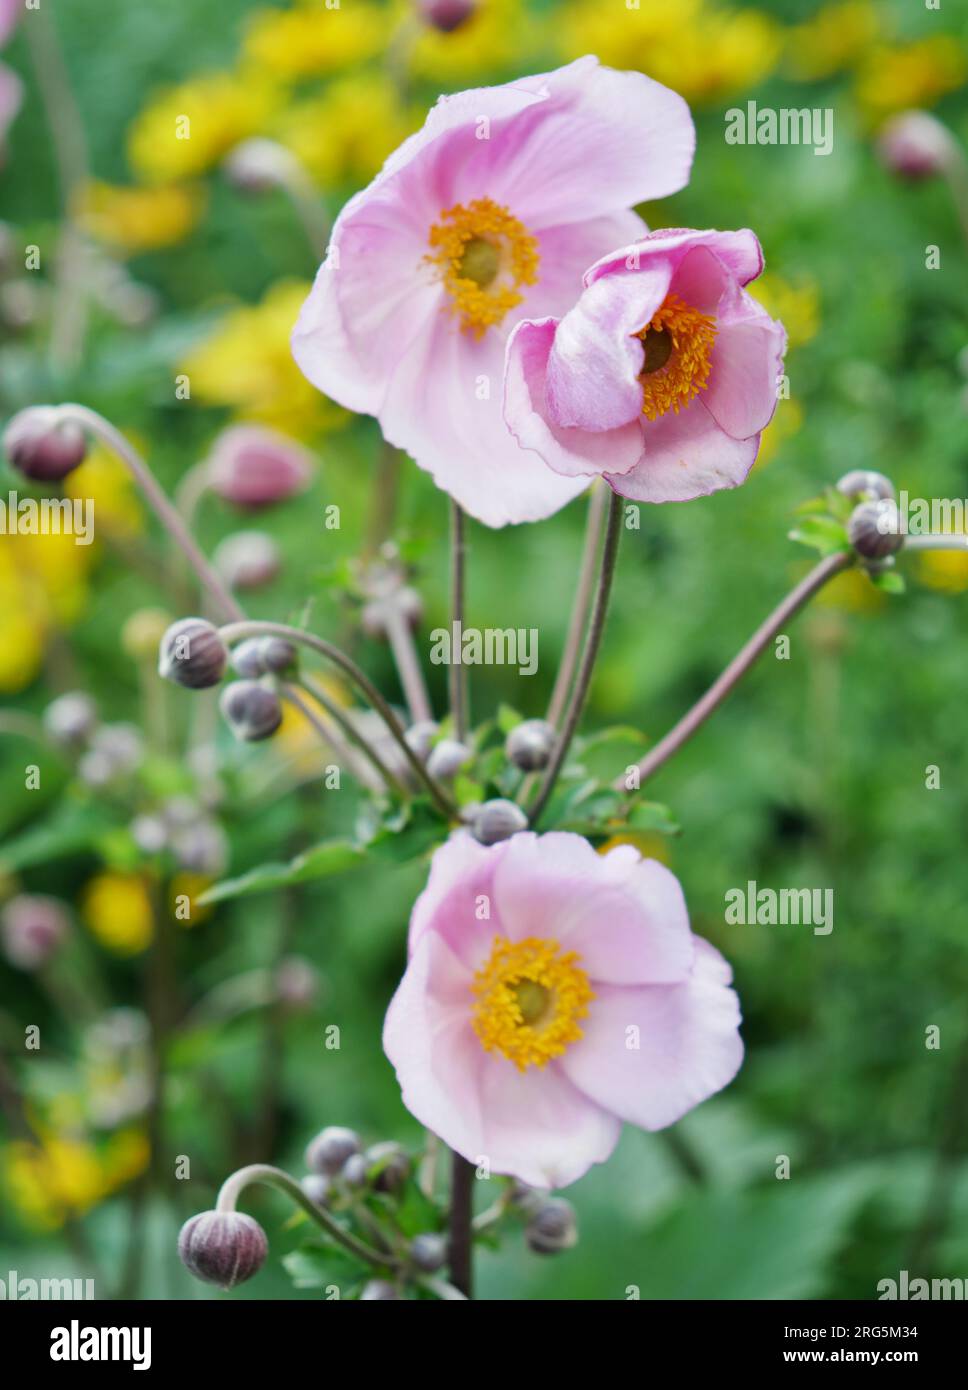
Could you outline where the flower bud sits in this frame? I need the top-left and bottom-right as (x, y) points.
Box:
(416, 0), (478, 32)
(230, 637), (267, 678)
(877, 110), (956, 181)
(848, 499), (903, 559)
(43, 691), (97, 747)
(508, 1178), (543, 1216)
(260, 637), (298, 676)
(130, 814), (168, 855)
(404, 720), (439, 760)
(1, 894), (69, 970)
(219, 680), (283, 742)
(301, 1173), (332, 1207)
(305, 1125), (361, 1176)
(121, 608), (172, 662)
(409, 1233), (447, 1272)
(505, 718), (556, 771)
(275, 955), (318, 1009)
(3, 406), (87, 482)
(426, 738), (472, 780)
(360, 1279), (403, 1300)
(223, 137), (301, 195)
(471, 798), (528, 846)
(835, 470), (895, 502)
(214, 530), (281, 591)
(178, 1210), (268, 1289)
(159, 618), (228, 690)
(205, 424), (313, 509)
(525, 1197), (578, 1255)
(340, 1152), (369, 1189)
(366, 1141), (410, 1194)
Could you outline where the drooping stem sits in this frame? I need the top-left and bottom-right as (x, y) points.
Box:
(547, 481), (607, 728)
(448, 1151), (475, 1298)
(528, 490), (624, 827)
(291, 676), (409, 798)
(383, 606), (433, 725)
(50, 405), (243, 621)
(620, 550), (852, 791)
(449, 500), (469, 741)
(215, 1164), (400, 1271)
(218, 620), (457, 819)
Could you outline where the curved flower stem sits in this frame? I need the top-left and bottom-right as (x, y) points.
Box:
(215, 1164), (400, 1271)
(620, 550), (852, 791)
(218, 620), (458, 819)
(50, 404), (243, 621)
(528, 490), (624, 827)
(547, 481), (607, 728)
(293, 675), (410, 798)
(384, 606), (433, 725)
(448, 1151), (475, 1299)
(449, 500), (469, 741)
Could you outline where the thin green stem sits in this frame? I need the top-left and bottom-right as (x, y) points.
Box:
(292, 676), (409, 798)
(449, 500), (469, 741)
(547, 481), (607, 728)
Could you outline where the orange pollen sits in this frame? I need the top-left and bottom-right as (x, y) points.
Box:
(426, 198), (539, 339)
(635, 292), (717, 421)
(471, 935), (593, 1072)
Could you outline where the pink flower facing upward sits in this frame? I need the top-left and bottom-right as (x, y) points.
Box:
(383, 831), (743, 1188)
(504, 227), (786, 503)
(204, 424), (314, 508)
(292, 57), (695, 527)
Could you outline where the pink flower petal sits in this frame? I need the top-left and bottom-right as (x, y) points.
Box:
(408, 830), (502, 968)
(559, 939), (744, 1129)
(606, 398), (761, 502)
(586, 227), (765, 291)
(703, 308), (786, 441)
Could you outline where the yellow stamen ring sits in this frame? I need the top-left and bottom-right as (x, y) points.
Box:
(471, 935), (593, 1072)
(426, 198), (539, 338)
(636, 292), (717, 421)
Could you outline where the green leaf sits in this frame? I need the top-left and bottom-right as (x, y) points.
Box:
(788, 515), (850, 557)
(496, 703), (523, 735)
(196, 839), (364, 905)
(626, 800), (680, 836)
(282, 1243), (365, 1290)
(0, 798), (118, 873)
(868, 567), (905, 594)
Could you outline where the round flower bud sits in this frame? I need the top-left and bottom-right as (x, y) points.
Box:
(214, 530), (281, 591)
(219, 681), (283, 742)
(223, 137), (301, 195)
(121, 608), (172, 662)
(877, 110), (956, 181)
(366, 1141), (410, 1194)
(178, 1210), (268, 1290)
(360, 1279), (403, 1300)
(404, 720), (439, 760)
(508, 1178), (543, 1216)
(301, 1174), (332, 1207)
(525, 1197), (578, 1255)
(848, 499), (903, 559)
(471, 798), (528, 846)
(205, 424), (313, 509)
(1, 894), (69, 970)
(275, 955), (318, 1009)
(43, 691), (97, 747)
(426, 738), (472, 781)
(835, 470), (895, 502)
(305, 1125), (361, 1176)
(260, 637), (298, 677)
(409, 1233), (447, 1273)
(505, 718), (556, 771)
(159, 618), (228, 690)
(130, 814), (168, 855)
(3, 406), (87, 482)
(340, 1152), (369, 1189)
(416, 0), (478, 32)
(230, 637), (266, 678)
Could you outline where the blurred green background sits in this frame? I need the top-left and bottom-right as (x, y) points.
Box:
(2, 0), (968, 1299)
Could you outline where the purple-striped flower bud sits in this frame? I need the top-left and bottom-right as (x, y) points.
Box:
(525, 1197), (578, 1255)
(848, 499), (903, 559)
(472, 798), (528, 846)
(426, 738), (471, 781)
(3, 407), (87, 482)
(366, 1141), (410, 1194)
(1, 894), (69, 970)
(835, 470), (895, 503)
(178, 1210), (268, 1289)
(205, 424), (313, 509)
(877, 110), (956, 181)
(409, 1233), (447, 1272)
(159, 618), (228, 690)
(505, 719), (556, 771)
(305, 1125), (361, 1176)
(219, 680), (283, 741)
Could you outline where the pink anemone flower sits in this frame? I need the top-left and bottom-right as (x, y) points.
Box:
(383, 831), (743, 1189)
(504, 227), (786, 503)
(291, 57), (695, 528)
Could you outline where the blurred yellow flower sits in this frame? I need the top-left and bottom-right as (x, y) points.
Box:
(816, 566), (884, 614)
(66, 442), (143, 538)
(749, 273), (820, 352)
(785, 0), (879, 82)
(169, 872), (215, 927)
(753, 396), (803, 471)
(75, 180), (206, 255)
(409, 0), (537, 82)
(558, 1), (781, 106)
(3, 1129), (149, 1229)
(275, 74), (416, 188)
(914, 547), (968, 595)
(81, 873), (154, 955)
(127, 69), (280, 183)
(855, 38), (967, 120)
(244, 1), (384, 78)
(0, 534), (92, 691)
(181, 280), (346, 437)
(0, 598), (45, 691)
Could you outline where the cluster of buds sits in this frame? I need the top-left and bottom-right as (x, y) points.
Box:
(508, 1181), (579, 1255)
(42, 690), (145, 788)
(130, 796), (229, 876)
(302, 1127), (411, 1204)
(158, 618), (286, 744)
(836, 470), (903, 564)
